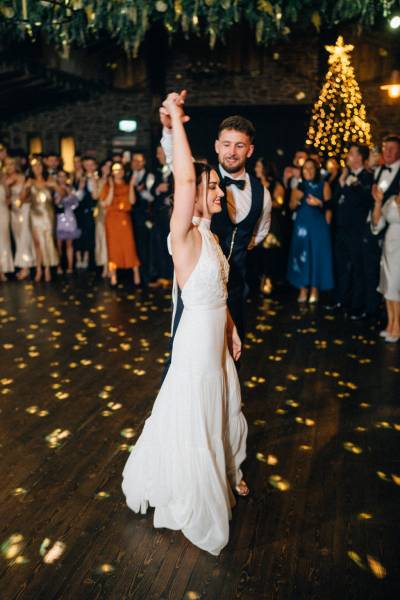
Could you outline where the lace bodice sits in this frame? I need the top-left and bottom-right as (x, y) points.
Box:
(169, 219), (229, 315)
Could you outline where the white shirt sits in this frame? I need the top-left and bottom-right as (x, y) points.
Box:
(133, 169), (155, 202)
(374, 159), (400, 193)
(161, 127), (271, 247)
(343, 166), (363, 186)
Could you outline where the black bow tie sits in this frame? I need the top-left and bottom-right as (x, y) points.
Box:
(382, 165), (392, 173)
(223, 176), (246, 190)
(348, 171), (357, 177)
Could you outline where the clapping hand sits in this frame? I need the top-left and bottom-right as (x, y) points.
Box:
(339, 166), (349, 187)
(306, 194), (322, 207)
(159, 90), (190, 129)
(372, 184), (384, 204)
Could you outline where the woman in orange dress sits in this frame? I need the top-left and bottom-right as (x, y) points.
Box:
(101, 162), (141, 286)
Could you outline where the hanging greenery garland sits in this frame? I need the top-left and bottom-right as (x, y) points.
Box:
(0, 0), (398, 56)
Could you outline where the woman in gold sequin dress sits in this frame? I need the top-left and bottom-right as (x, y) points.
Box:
(22, 158), (59, 282)
(5, 157), (35, 279)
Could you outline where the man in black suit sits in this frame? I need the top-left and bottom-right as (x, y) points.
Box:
(363, 135), (400, 318)
(149, 145), (174, 287)
(331, 144), (373, 318)
(128, 152), (155, 284)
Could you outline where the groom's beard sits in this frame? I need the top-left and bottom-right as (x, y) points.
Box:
(219, 157), (247, 174)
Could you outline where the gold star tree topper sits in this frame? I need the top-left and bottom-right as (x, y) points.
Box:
(325, 36), (354, 65)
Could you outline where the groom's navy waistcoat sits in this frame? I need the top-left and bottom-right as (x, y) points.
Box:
(211, 171), (264, 295)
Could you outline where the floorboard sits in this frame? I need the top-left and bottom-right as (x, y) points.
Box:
(0, 275), (399, 600)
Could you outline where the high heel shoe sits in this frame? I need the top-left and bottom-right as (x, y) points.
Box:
(16, 269), (29, 281)
(385, 335), (399, 343)
(308, 294), (319, 304)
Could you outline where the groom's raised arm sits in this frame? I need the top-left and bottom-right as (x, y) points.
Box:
(161, 126), (174, 173)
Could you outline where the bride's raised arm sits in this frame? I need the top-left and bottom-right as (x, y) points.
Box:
(163, 93), (196, 241)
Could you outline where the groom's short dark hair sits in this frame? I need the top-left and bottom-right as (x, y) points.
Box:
(218, 116), (255, 142)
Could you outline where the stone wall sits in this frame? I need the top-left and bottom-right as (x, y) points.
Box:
(2, 87), (153, 160)
(1, 31), (398, 162)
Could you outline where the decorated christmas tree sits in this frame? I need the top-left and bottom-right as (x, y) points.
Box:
(306, 36), (372, 161)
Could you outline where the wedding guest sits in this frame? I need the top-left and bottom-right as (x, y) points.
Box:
(254, 157), (287, 293)
(363, 135), (400, 318)
(0, 143), (9, 172)
(149, 145), (174, 287)
(55, 171), (83, 274)
(287, 158), (333, 303)
(283, 150), (308, 189)
(325, 157), (341, 199)
(309, 152), (322, 167)
(367, 146), (382, 171)
(22, 158), (59, 282)
(5, 157), (35, 279)
(44, 152), (61, 177)
(283, 150), (308, 237)
(13, 149), (29, 175)
(371, 184), (400, 342)
(100, 162), (141, 287)
(112, 152), (123, 163)
(330, 145), (373, 318)
(72, 153), (84, 186)
(0, 174), (14, 281)
(93, 160), (111, 278)
(74, 156), (97, 269)
(130, 152), (155, 283)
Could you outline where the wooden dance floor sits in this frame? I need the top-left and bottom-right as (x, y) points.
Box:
(0, 276), (399, 600)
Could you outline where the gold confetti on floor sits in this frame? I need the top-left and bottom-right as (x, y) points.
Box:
(268, 475), (290, 492)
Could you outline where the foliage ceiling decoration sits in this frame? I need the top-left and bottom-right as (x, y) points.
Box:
(0, 0), (399, 55)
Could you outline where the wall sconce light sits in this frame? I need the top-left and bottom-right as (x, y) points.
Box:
(380, 70), (400, 98)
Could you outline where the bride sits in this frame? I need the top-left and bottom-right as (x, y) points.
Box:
(122, 92), (249, 556)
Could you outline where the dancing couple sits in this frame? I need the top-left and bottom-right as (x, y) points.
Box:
(122, 91), (271, 555)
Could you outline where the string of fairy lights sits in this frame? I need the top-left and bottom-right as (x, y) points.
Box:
(306, 36), (372, 161)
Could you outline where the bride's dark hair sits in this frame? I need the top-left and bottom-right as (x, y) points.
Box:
(194, 161), (216, 189)
(171, 161), (217, 208)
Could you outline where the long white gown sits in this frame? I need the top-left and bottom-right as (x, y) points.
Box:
(372, 196), (400, 301)
(10, 182), (36, 269)
(0, 184), (14, 274)
(122, 218), (248, 556)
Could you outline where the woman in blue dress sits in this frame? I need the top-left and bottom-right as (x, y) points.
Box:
(287, 158), (334, 303)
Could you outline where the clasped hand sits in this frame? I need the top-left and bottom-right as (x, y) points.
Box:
(159, 90), (191, 128)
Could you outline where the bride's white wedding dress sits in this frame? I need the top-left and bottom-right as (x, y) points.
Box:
(122, 218), (248, 555)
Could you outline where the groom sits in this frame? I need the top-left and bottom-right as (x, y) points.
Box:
(161, 91), (271, 368)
